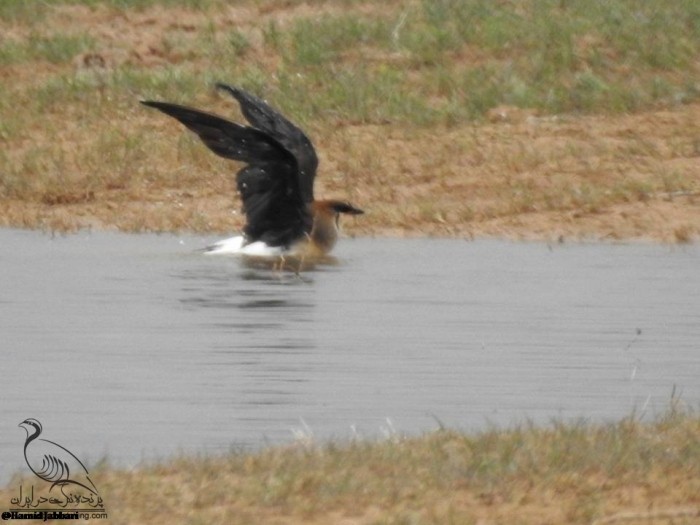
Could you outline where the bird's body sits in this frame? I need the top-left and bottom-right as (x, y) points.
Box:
(18, 419), (98, 496)
(142, 84), (363, 258)
(203, 201), (353, 257)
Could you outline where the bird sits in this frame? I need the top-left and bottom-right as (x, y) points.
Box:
(141, 83), (364, 259)
(18, 418), (99, 496)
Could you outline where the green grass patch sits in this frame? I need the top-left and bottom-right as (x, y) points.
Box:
(0, 0), (224, 22)
(261, 0), (700, 122)
(286, 14), (391, 66)
(4, 0), (699, 124)
(0, 33), (95, 65)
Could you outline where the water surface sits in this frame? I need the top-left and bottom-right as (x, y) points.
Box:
(1, 229), (698, 482)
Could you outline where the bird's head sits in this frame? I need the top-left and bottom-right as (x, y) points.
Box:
(19, 418), (42, 440)
(307, 200), (364, 253)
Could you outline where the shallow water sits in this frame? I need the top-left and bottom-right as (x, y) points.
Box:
(1, 229), (699, 482)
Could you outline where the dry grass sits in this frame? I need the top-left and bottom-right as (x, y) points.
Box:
(0, 0), (699, 241)
(2, 407), (698, 524)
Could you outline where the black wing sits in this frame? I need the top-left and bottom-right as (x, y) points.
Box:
(140, 101), (291, 165)
(216, 84), (318, 203)
(141, 100), (312, 248)
(236, 164), (312, 247)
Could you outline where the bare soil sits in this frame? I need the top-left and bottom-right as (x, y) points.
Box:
(3, 103), (699, 242)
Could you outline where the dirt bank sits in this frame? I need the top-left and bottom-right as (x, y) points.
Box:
(2, 103), (699, 243)
(0, 2), (698, 242)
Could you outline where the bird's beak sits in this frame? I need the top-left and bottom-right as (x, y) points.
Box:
(336, 203), (363, 215)
(324, 200), (365, 217)
(335, 205), (363, 228)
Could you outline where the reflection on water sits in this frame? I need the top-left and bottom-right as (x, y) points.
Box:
(1, 228), (699, 482)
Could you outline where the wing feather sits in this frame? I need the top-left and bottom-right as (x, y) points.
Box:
(140, 101), (291, 165)
(216, 84), (318, 203)
(141, 99), (312, 248)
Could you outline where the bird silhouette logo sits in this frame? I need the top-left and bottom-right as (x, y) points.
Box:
(18, 418), (99, 496)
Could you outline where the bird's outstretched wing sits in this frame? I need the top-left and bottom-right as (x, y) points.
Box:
(216, 83), (318, 203)
(140, 101), (293, 165)
(141, 100), (312, 248)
